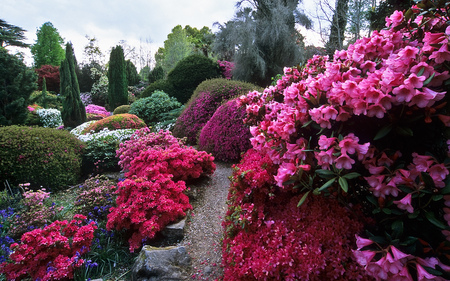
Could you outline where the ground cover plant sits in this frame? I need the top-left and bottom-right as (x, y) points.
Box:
(229, 3), (450, 280)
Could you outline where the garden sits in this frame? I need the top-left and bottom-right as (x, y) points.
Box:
(0, 1), (450, 281)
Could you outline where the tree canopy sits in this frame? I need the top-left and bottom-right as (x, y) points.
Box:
(31, 22), (65, 68)
(0, 19), (29, 49)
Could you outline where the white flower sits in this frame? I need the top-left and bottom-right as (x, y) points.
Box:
(36, 108), (63, 128)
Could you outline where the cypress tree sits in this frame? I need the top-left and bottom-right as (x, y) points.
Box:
(60, 42), (86, 128)
(42, 77), (48, 108)
(107, 45), (128, 110)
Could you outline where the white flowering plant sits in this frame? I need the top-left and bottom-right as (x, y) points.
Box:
(36, 108), (63, 128)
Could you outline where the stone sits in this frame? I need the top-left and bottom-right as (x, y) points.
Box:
(131, 245), (191, 281)
(162, 218), (186, 243)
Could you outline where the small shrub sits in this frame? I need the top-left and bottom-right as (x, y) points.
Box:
(167, 54), (221, 104)
(90, 75), (109, 107)
(140, 79), (176, 99)
(173, 78), (261, 144)
(0, 126), (84, 191)
(82, 134), (122, 174)
(24, 103), (43, 126)
(36, 108), (63, 128)
(29, 90), (63, 110)
(81, 113), (146, 134)
(85, 104), (111, 121)
(198, 99), (251, 162)
(74, 175), (116, 219)
(218, 60), (234, 80)
(129, 91), (182, 125)
(113, 104), (131, 115)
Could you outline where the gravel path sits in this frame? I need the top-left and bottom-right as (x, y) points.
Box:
(179, 161), (232, 280)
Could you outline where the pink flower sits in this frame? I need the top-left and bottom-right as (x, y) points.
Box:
(416, 264), (438, 281)
(386, 10), (404, 27)
(393, 193), (414, 213)
(353, 249), (376, 266)
(318, 135), (336, 150)
(335, 153), (355, 170)
(355, 235), (374, 249)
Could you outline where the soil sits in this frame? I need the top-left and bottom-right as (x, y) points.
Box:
(179, 161), (233, 280)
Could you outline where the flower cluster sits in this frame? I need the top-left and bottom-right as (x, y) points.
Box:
(36, 108), (63, 128)
(74, 175), (116, 219)
(233, 4), (450, 280)
(218, 60), (235, 80)
(0, 214), (97, 281)
(0, 208), (15, 264)
(71, 121), (135, 143)
(116, 127), (183, 171)
(198, 99), (252, 162)
(85, 104), (111, 121)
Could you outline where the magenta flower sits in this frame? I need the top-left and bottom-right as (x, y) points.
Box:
(394, 193), (414, 213)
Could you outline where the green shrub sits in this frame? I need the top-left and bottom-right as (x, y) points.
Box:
(81, 113), (146, 134)
(29, 91), (63, 110)
(113, 105), (131, 115)
(129, 91), (182, 126)
(0, 126), (84, 191)
(167, 54), (221, 104)
(173, 78), (261, 144)
(82, 134), (122, 174)
(140, 79), (176, 99)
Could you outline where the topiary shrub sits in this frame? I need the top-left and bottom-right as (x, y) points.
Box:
(140, 79), (176, 99)
(113, 104), (130, 115)
(172, 78), (261, 144)
(198, 99), (251, 162)
(81, 113), (146, 134)
(0, 126), (84, 191)
(167, 54), (221, 104)
(129, 91), (182, 126)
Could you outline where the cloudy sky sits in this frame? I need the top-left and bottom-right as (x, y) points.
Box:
(2, 0), (320, 68)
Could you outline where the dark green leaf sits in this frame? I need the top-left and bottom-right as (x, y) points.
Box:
(423, 72), (436, 86)
(343, 172), (361, 180)
(318, 178), (336, 191)
(315, 169), (336, 178)
(391, 220), (404, 238)
(339, 177), (348, 193)
(366, 195), (378, 206)
(395, 126), (414, 137)
(374, 124), (393, 140)
(382, 208), (392, 214)
(433, 195), (444, 201)
(423, 266), (443, 276)
(421, 172), (436, 189)
(297, 191), (310, 207)
(417, 66), (425, 77)
(369, 236), (387, 244)
(425, 212), (447, 229)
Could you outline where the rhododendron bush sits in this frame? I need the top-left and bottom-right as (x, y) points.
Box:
(0, 214), (96, 280)
(230, 3), (450, 281)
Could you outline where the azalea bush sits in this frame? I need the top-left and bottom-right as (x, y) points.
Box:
(85, 104), (111, 121)
(218, 60), (235, 80)
(233, 3), (450, 280)
(74, 175), (116, 219)
(198, 98), (252, 162)
(172, 78), (261, 144)
(0, 214), (97, 281)
(81, 113), (146, 134)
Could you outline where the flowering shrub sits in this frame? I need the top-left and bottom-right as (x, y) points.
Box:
(128, 90), (182, 125)
(106, 175), (191, 252)
(85, 104), (111, 121)
(172, 78), (261, 144)
(74, 175), (116, 219)
(80, 92), (93, 106)
(117, 127), (183, 171)
(218, 60), (235, 80)
(198, 98), (252, 162)
(36, 108), (63, 128)
(234, 4), (450, 280)
(71, 121), (135, 143)
(0, 126), (84, 191)
(8, 188), (62, 239)
(25, 103), (43, 126)
(81, 113), (146, 134)
(0, 214), (97, 281)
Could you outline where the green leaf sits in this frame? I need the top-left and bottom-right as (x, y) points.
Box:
(417, 66), (425, 77)
(318, 178), (336, 192)
(382, 208), (392, 214)
(315, 169), (336, 178)
(338, 177), (348, 193)
(421, 172), (436, 189)
(343, 172), (361, 180)
(391, 220), (404, 238)
(432, 195), (444, 201)
(425, 212), (447, 229)
(297, 191), (310, 207)
(374, 124), (393, 140)
(423, 72), (436, 86)
(395, 126), (414, 137)
(366, 195), (378, 206)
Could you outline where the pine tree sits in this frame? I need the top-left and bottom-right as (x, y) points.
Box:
(60, 42), (86, 128)
(107, 45), (128, 110)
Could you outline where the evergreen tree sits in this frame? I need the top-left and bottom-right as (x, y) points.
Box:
(325, 0), (350, 56)
(0, 19), (29, 48)
(0, 48), (37, 125)
(42, 77), (48, 108)
(125, 59), (140, 86)
(31, 22), (65, 68)
(107, 45), (128, 110)
(60, 42), (86, 128)
(148, 65), (164, 83)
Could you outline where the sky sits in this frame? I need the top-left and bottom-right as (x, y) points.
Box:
(2, 0), (322, 69)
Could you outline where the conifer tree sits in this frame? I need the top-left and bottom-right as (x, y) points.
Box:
(107, 45), (128, 110)
(42, 77), (48, 108)
(60, 42), (86, 128)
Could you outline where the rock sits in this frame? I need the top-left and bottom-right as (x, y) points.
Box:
(162, 218), (186, 243)
(131, 245), (191, 281)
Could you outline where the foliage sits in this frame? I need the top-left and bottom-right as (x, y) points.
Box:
(78, 61), (103, 93)
(184, 25), (215, 57)
(0, 48), (38, 125)
(116, 128), (183, 171)
(236, 4), (450, 280)
(35, 64), (60, 92)
(30, 22), (65, 68)
(90, 72), (109, 107)
(61, 42), (87, 128)
(129, 90), (181, 125)
(0, 126), (84, 191)
(199, 99), (251, 162)
(325, 0), (350, 56)
(70, 121), (135, 143)
(113, 104), (130, 115)
(125, 59), (140, 86)
(74, 175), (116, 219)
(82, 132), (124, 174)
(29, 90), (63, 110)
(153, 105), (185, 131)
(107, 175), (191, 252)
(173, 78), (261, 144)
(85, 104), (111, 121)
(0, 19), (29, 48)
(80, 113), (145, 135)
(368, 0), (412, 31)
(107, 45), (128, 110)
(36, 108), (63, 128)
(148, 65), (164, 83)
(0, 214), (97, 281)
(140, 79), (176, 99)
(166, 54), (221, 104)
(0, 208), (15, 264)
(156, 25), (194, 74)
(24, 103), (43, 126)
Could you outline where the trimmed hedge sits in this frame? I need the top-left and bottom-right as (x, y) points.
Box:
(81, 113), (146, 134)
(172, 78), (261, 144)
(0, 126), (84, 191)
(113, 105), (131, 115)
(140, 79), (176, 99)
(129, 91), (182, 125)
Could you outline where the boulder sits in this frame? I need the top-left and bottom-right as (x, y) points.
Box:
(131, 246), (191, 281)
(162, 218), (186, 243)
